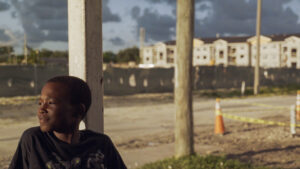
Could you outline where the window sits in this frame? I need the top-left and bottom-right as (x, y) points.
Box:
(167, 57), (174, 63)
(203, 56), (207, 59)
(197, 56), (200, 59)
(291, 48), (297, 57)
(229, 57), (236, 63)
(232, 48), (236, 53)
(159, 52), (163, 60)
(283, 47), (287, 52)
(219, 50), (224, 59)
(240, 55), (244, 59)
(146, 57), (150, 61)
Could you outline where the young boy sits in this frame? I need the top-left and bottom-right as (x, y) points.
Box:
(9, 76), (127, 169)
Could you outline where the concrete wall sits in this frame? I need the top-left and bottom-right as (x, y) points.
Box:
(0, 65), (68, 97)
(0, 65), (300, 97)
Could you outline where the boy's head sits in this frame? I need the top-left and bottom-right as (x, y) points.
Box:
(47, 76), (92, 117)
(38, 76), (91, 133)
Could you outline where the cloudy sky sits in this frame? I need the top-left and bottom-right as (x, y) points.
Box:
(0, 0), (300, 54)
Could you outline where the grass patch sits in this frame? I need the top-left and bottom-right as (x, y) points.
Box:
(138, 155), (275, 169)
(194, 85), (300, 98)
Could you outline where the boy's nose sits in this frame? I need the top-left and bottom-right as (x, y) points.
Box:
(38, 103), (48, 112)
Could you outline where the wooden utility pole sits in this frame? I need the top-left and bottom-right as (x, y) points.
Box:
(139, 27), (145, 64)
(175, 0), (195, 157)
(68, 0), (103, 133)
(24, 34), (28, 65)
(254, 0), (261, 95)
(7, 46), (11, 64)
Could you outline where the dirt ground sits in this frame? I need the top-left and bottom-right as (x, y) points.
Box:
(0, 93), (300, 169)
(116, 117), (300, 169)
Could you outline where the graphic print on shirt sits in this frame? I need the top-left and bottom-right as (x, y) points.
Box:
(46, 150), (106, 169)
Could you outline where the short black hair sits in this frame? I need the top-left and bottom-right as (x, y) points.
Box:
(47, 76), (91, 118)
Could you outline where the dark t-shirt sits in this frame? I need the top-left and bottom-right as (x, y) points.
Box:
(9, 127), (127, 169)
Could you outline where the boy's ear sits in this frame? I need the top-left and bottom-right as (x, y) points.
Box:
(78, 104), (86, 119)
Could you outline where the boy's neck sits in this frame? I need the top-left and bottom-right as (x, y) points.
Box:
(54, 130), (80, 144)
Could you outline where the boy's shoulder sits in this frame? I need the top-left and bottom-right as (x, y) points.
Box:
(18, 126), (43, 146)
(22, 126), (42, 137)
(80, 130), (112, 143)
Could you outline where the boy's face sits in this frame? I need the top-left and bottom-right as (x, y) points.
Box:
(37, 82), (79, 133)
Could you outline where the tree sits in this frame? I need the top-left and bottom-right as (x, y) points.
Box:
(15, 48), (68, 65)
(103, 51), (117, 63)
(0, 46), (14, 63)
(116, 46), (140, 63)
(0, 46), (13, 55)
(38, 49), (68, 58)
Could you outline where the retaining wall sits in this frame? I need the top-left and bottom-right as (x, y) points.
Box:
(0, 65), (299, 97)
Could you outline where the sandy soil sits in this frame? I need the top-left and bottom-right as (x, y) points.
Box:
(0, 93), (299, 169)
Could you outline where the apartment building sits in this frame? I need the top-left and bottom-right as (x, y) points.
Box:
(142, 33), (300, 68)
(281, 35), (300, 68)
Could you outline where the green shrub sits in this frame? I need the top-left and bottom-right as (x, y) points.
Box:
(138, 155), (272, 169)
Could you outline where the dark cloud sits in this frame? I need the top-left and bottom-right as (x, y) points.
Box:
(109, 37), (125, 46)
(0, 29), (10, 41)
(10, 0), (67, 44)
(145, 0), (177, 16)
(197, 0), (300, 37)
(131, 6), (140, 19)
(11, 0), (120, 44)
(102, 0), (120, 22)
(143, 0), (300, 39)
(198, 2), (210, 11)
(131, 8), (176, 41)
(145, 0), (175, 5)
(0, 1), (10, 11)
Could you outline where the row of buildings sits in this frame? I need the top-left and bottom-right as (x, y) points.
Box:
(141, 34), (300, 69)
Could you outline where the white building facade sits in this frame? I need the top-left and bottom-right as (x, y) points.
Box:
(193, 39), (213, 66)
(282, 36), (300, 68)
(142, 34), (300, 69)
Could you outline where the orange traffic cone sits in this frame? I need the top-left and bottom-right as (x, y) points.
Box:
(214, 98), (225, 135)
(297, 90), (300, 121)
